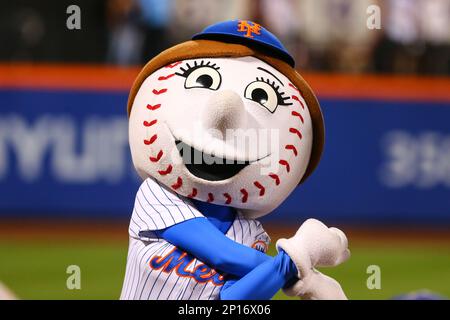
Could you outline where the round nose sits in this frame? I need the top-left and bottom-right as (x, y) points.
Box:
(201, 90), (247, 136)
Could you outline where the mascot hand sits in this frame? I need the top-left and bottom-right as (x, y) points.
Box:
(283, 269), (347, 300)
(276, 218), (350, 300)
(277, 218), (350, 270)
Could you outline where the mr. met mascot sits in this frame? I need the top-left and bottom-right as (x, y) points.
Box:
(121, 20), (350, 300)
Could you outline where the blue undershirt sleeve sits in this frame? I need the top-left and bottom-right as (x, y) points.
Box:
(155, 217), (270, 277)
(220, 250), (298, 300)
(155, 216), (298, 300)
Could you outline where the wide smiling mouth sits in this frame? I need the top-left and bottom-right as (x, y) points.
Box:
(176, 140), (251, 181)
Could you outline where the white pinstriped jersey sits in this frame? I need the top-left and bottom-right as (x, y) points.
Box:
(120, 177), (270, 300)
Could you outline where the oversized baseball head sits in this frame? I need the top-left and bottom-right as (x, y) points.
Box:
(128, 20), (324, 218)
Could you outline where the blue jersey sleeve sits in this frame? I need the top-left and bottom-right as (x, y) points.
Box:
(154, 204), (298, 300)
(155, 217), (270, 277)
(220, 250), (298, 300)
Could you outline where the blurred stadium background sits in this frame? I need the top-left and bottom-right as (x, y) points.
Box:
(0, 0), (449, 300)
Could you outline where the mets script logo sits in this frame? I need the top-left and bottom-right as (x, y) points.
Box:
(237, 20), (261, 38)
(149, 247), (225, 286)
(251, 240), (268, 253)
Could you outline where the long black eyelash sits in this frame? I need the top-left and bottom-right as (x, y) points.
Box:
(256, 77), (293, 106)
(175, 60), (220, 77)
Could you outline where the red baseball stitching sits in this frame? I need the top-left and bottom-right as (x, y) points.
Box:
(291, 111), (304, 124)
(144, 134), (158, 145)
(147, 104), (161, 111)
(149, 150), (163, 162)
(187, 188), (197, 198)
(158, 164), (172, 175)
(223, 193), (232, 204)
(207, 193), (214, 203)
(145, 78), (173, 181)
(253, 181), (265, 196)
(289, 128), (302, 140)
(291, 95), (305, 109)
(268, 85), (304, 186)
(171, 177), (183, 190)
(285, 145), (298, 156)
(279, 160), (290, 173)
(240, 189), (248, 203)
(165, 61), (182, 68)
(269, 173), (280, 185)
(158, 74), (175, 81)
(152, 88), (167, 95)
(289, 83), (304, 97)
(143, 119), (158, 127)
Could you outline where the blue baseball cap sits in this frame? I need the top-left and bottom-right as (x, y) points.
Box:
(192, 20), (295, 67)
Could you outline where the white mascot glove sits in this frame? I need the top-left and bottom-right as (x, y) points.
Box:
(276, 218), (350, 300)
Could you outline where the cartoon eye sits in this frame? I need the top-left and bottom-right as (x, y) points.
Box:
(244, 77), (291, 113)
(176, 60), (221, 90)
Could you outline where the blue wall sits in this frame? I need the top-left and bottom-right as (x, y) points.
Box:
(0, 88), (449, 224)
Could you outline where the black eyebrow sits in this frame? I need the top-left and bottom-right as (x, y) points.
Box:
(257, 67), (284, 86)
